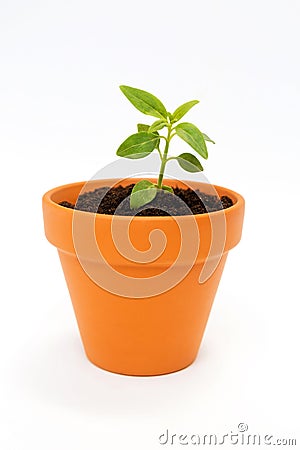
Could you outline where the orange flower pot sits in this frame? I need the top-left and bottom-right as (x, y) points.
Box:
(42, 178), (244, 376)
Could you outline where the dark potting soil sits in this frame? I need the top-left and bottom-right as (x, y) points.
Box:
(59, 184), (233, 216)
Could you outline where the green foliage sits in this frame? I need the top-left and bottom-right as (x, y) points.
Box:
(149, 119), (167, 132)
(175, 123), (208, 159)
(137, 123), (150, 132)
(117, 86), (215, 209)
(161, 184), (174, 193)
(202, 132), (215, 144)
(171, 100), (199, 123)
(176, 153), (203, 173)
(120, 86), (168, 120)
(130, 180), (157, 209)
(116, 132), (159, 159)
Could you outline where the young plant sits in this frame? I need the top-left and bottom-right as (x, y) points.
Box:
(116, 85), (215, 209)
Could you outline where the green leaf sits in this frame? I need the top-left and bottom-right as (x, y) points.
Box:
(202, 132), (215, 144)
(137, 122), (162, 152)
(175, 122), (208, 159)
(116, 132), (159, 159)
(176, 153), (204, 173)
(120, 85), (168, 120)
(161, 184), (174, 193)
(172, 100), (199, 123)
(149, 119), (167, 133)
(167, 111), (173, 121)
(137, 123), (150, 132)
(130, 180), (157, 209)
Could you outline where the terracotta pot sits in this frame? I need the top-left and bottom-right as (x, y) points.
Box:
(42, 178), (244, 376)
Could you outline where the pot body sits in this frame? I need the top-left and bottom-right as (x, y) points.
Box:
(43, 178), (245, 376)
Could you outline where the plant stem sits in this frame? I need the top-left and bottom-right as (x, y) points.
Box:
(157, 125), (172, 188)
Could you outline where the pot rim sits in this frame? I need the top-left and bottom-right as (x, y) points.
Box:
(43, 178), (245, 221)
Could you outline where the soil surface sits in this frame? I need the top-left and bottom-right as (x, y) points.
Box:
(59, 184), (233, 216)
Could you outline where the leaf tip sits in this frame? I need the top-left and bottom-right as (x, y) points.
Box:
(119, 85), (128, 93)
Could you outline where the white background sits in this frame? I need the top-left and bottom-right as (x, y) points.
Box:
(1, 0), (299, 449)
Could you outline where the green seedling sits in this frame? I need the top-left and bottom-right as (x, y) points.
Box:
(116, 85), (215, 209)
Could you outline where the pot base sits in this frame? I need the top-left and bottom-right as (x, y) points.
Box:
(85, 351), (198, 377)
